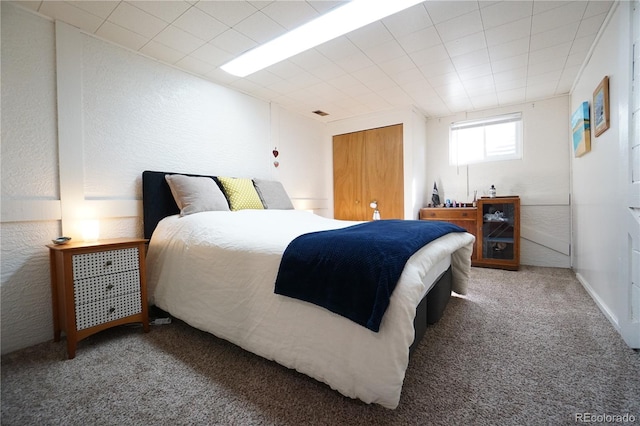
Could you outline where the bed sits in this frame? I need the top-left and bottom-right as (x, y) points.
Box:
(142, 170), (475, 409)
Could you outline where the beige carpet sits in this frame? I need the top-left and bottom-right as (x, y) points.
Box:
(2, 266), (639, 425)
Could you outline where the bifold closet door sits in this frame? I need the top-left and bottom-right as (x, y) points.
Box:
(333, 124), (403, 221)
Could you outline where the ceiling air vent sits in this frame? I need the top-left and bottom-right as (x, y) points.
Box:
(312, 110), (329, 116)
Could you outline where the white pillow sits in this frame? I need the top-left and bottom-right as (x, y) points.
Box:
(165, 174), (229, 216)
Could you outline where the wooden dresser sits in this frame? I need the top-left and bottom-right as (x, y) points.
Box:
(47, 238), (150, 358)
(419, 207), (478, 262)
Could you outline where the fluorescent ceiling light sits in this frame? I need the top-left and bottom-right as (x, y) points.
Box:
(221, 0), (425, 77)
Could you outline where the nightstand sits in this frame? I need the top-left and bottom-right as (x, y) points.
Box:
(47, 238), (150, 359)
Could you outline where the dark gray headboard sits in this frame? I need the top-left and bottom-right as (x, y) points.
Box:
(142, 170), (218, 239)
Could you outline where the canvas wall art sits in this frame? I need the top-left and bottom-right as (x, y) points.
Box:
(571, 101), (591, 157)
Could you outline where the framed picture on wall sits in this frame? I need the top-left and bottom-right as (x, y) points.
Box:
(593, 76), (610, 137)
(571, 101), (591, 157)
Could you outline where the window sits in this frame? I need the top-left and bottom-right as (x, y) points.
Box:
(449, 113), (523, 165)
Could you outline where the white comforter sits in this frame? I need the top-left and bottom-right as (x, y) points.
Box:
(146, 210), (474, 409)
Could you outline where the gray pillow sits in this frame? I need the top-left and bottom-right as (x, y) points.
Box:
(253, 179), (294, 209)
(165, 174), (230, 216)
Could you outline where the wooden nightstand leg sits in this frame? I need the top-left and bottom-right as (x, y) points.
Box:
(49, 251), (61, 342)
(66, 338), (77, 360)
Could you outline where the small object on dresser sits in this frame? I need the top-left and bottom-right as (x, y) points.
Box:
(488, 185), (496, 198)
(52, 236), (71, 245)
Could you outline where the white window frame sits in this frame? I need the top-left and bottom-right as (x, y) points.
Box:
(449, 112), (523, 166)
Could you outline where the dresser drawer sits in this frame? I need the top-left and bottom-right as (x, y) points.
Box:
(72, 248), (140, 280)
(420, 208), (476, 220)
(75, 291), (142, 331)
(74, 269), (141, 305)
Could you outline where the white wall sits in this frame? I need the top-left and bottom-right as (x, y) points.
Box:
(424, 97), (572, 268)
(0, 3), (330, 354)
(570, 1), (639, 348)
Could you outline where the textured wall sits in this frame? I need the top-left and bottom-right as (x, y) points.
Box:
(1, 4), (61, 354)
(0, 3), (330, 354)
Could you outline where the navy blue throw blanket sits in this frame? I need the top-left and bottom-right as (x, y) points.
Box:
(274, 220), (465, 332)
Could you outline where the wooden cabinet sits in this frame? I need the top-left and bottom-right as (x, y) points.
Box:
(419, 207), (478, 262)
(333, 124), (404, 221)
(47, 238), (149, 358)
(475, 197), (520, 270)
(419, 196), (520, 270)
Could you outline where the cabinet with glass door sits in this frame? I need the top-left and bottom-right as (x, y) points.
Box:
(475, 196), (520, 270)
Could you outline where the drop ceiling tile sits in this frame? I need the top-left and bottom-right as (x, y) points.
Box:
(333, 51), (374, 74)
(497, 87), (526, 105)
(527, 70), (562, 86)
(390, 68), (427, 86)
(154, 25), (205, 55)
(175, 55), (215, 76)
(205, 67), (239, 85)
(583, 1), (613, 18)
(378, 55), (418, 76)
(382, 3), (432, 38)
(376, 87), (415, 106)
(327, 74), (363, 91)
(569, 34), (597, 55)
(307, 1), (343, 16)
(139, 40), (185, 64)
(530, 22), (579, 52)
(210, 28), (257, 56)
(471, 93), (500, 109)
(488, 37), (530, 61)
(494, 73), (527, 90)
(424, 1), (479, 25)
(95, 21), (149, 51)
(430, 73), (463, 91)
(70, 1), (120, 19)
(525, 81), (559, 100)
(190, 42), (233, 67)
(457, 63), (493, 81)
(485, 17), (532, 47)
(444, 96), (473, 112)
(38, 1), (104, 33)
(267, 60), (305, 79)
(480, 1), (532, 29)
(451, 49), (490, 71)
(418, 59), (456, 78)
(289, 49), (333, 73)
(397, 26), (442, 54)
(532, 1), (573, 15)
(233, 11), (285, 44)
(436, 10), (483, 43)
(172, 7), (228, 41)
(315, 36), (360, 61)
(307, 62), (346, 81)
(530, 42), (572, 65)
(195, 1), (258, 27)
(491, 54), (529, 74)
(410, 44), (450, 68)
(528, 60), (565, 80)
(576, 12), (608, 38)
(108, 2), (167, 38)
(128, 1), (191, 23)
(463, 75), (496, 95)
(261, 1), (318, 30)
(531, 2), (587, 35)
(363, 40), (406, 64)
(245, 69), (285, 88)
(348, 21), (394, 51)
(445, 31), (486, 58)
(565, 51), (587, 68)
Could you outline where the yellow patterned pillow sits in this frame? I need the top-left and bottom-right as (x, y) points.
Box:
(217, 177), (265, 211)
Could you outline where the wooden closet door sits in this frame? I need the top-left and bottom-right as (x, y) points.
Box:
(333, 124), (404, 221)
(333, 131), (365, 220)
(363, 124), (403, 220)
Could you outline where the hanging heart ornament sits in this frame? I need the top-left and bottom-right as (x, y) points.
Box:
(272, 148), (279, 158)
(273, 160), (280, 168)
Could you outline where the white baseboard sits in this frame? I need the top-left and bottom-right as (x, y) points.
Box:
(575, 272), (620, 331)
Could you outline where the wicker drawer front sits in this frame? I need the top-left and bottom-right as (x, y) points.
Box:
(74, 270), (140, 305)
(76, 292), (142, 330)
(72, 248), (139, 280)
